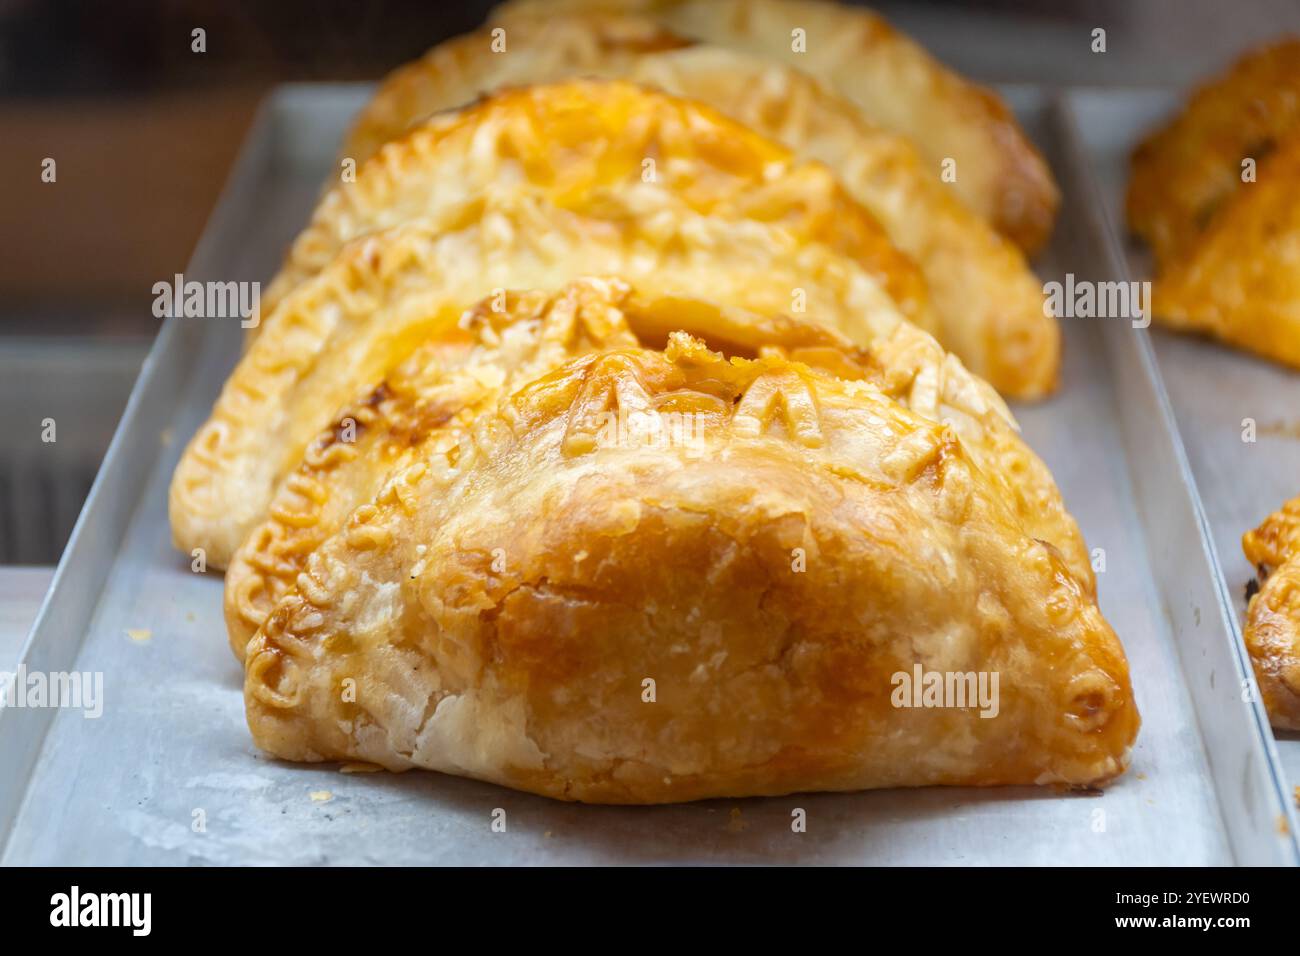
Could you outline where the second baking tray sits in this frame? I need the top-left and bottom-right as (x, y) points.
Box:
(1, 85), (1295, 865)
(1070, 87), (1300, 843)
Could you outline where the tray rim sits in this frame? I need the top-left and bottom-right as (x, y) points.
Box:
(1058, 85), (1300, 860)
(0, 93), (284, 856)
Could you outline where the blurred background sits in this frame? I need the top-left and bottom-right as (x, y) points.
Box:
(2, 0), (1299, 568)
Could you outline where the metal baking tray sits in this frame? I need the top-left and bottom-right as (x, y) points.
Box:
(2, 84), (1296, 865)
(1069, 86), (1300, 843)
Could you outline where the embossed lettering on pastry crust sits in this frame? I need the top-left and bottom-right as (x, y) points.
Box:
(243, 330), (1136, 803)
(1242, 497), (1300, 729)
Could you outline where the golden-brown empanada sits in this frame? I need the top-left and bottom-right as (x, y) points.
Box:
(1128, 37), (1300, 273)
(244, 331), (1137, 803)
(337, 27), (1057, 398)
(492, 0), (1060, 254)
(224, 279), (1091, 660)
(264, 79), (928, 334)
(1150, 129), (1300, 368)
(170, 194), (912, 569)
(1242, 497), (1300, 730)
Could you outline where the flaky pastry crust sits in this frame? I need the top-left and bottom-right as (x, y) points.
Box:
(224, 280), (641, 658)
(1128, 37), (1300, 274)
(265, 79), (928, 334)
(337, 24), (1056, 398)
(1242, 497), (1300, 730)
(244, 330), (1135, 803)
(493, 0), (1060, 253)
(342, 14), (691, 169)
(170, 194), (912, 569)
(225, 280), (1090, 661)
(627, 48), (1057, 399)
(1151, 129), (1300, 368)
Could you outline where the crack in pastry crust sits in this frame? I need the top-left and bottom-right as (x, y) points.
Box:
(243, 330), (1135, 803)
(225, 280), (1091, 663)
(170, 189), (915, 569)
(1128, 37), (1300, 274)
(1242, 497), (1300, 729)
(336, 17), (1057, 398)
(492, 0), (1060, 254)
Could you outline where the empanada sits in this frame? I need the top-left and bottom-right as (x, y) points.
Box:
(264, 79), (928, 335)
(244, 329), (1137, 803)
(337, 26), (1057, 398)
(1128, 37), (1300, 273)
(225, 279), (1091, 660)
(1242, 497), (1300, 730)
(170, 193), (912, 569)
(492, 0), (1060, 254)
(1150, 129), (1300, 368)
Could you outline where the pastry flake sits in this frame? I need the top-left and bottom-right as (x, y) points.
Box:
(1243, 497), (1300, 729)
(337, 23), (1057, 398)
(244, 332), (1136, 802)
(492, 0), (1060, 254)
(170, 193), (913, 569)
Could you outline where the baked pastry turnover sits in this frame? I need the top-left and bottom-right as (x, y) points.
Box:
(1128, 36), (1300, 368)
(1242, 497), (1300, 730)
(493, 0), (1060, 254)
(171, 193), (912, 569)
(337, 22), (1057, 398)
(166, 3), (1139, 804)
(243, 286), (1136, 802)
(265, 79), (928, 333)
(1149, 130), (1300, 369)
(224, 279), (1091, 661)
(1128, 37), (1300, 274)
